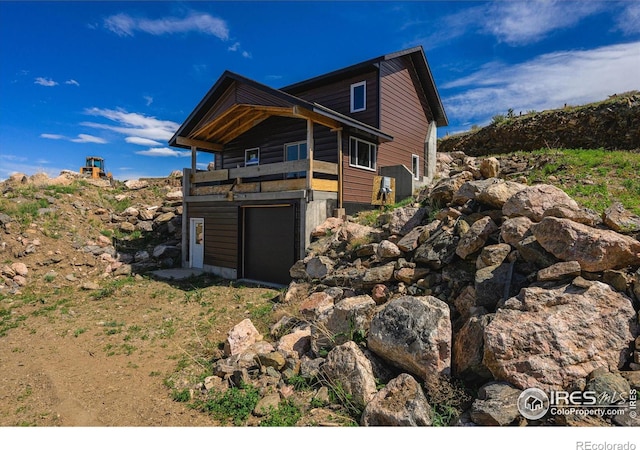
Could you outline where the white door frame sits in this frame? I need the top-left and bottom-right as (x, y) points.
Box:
(189, 218), (204, 269)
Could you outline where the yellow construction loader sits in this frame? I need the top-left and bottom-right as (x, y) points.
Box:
(80, 156), (112, 181)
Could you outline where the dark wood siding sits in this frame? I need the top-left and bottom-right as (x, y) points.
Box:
(193, 81), (237, 134)
(236, 81), (292, 107)
(187, 204), (239, 269)
(291, 70), (380, 128)
(378, 56), (431, 173)
(220, 116), (340, 171)
(192, 80), (295, 135)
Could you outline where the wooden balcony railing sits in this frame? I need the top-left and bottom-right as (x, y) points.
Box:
(189, 159), (339, 196)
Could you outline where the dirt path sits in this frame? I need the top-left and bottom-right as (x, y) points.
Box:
(0, 276), (279, 426)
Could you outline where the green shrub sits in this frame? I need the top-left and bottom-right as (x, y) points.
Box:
(259, 399), (301, 426)
(193, 384), (260, 426)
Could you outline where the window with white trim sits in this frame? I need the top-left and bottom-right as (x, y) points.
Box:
(245, 147), (259, 166)
(349, 136), (376, 171)
(350, 81), (366, 113)
(412, 154), (420, 180)
(284, 141), (307, 178)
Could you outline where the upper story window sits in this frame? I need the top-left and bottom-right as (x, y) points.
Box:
(349, 136), (376, 171)
(350, 81), (366, 113)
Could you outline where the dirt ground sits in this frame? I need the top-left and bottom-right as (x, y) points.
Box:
(0, 272), (281, 427)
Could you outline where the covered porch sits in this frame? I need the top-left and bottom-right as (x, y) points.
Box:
(169, 71), (392, 209)
(176, 104), (343, 203)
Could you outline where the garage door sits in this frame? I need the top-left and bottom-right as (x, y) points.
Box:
(243, 205), (296, 285)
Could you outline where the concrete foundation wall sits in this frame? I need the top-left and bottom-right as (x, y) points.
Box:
(301, 192), (337, 254)
(425, 121), (438, 183)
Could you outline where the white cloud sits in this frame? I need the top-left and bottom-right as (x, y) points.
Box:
(242, 51), (252, 59)
(616, 2), (640, 35)
(82, 107), (179, 141)
(40, 133), (65, 140)
(442, 41), (640, 126)
(482, 0), (605, 45)
(228, 42), (240, 51)
(144, 95), (153, 106)
(409, 0), (607, 49)
(40, 132), (106, 144)
(125, 136), (162, 147)
(71, 134), (107, 144)
(35, 77), (58, 87)
(104, 11), (229, 40)
(135, 147), (191, 157)
(65, 79), (80, 86)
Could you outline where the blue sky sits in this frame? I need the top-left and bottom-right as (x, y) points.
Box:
(1, 1), (639, 181)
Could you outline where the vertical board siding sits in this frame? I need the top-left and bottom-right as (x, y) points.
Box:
(379, 57), (432, 171)
(287, 70), (380, 128)
(187, 204), (239, 269)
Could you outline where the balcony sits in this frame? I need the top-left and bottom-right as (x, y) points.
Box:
(186, 159), (339, 198)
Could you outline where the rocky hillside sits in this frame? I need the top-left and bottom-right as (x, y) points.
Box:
(200, 152), (640, 426)
(439, 91), (640, 155)
(2, 154), (639, 427)
(0, 171), (184, 295)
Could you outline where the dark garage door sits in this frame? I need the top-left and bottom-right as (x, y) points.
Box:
(243, 205), (296, 285)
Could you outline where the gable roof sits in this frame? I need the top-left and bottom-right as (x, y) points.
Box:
(282, 46), (448, 127)
(169, 71), (393, 150)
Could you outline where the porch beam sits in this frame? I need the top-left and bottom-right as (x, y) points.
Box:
(217, 113), (270, 144)
(188, 104), (244, 140)
(196, 105), (255, 142)
(175, 136), (223, 152)
(293, 105), (341, 130)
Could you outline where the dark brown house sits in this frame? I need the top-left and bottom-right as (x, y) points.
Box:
(169, 46), (447, 285)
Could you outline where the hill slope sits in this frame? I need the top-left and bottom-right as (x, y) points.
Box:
(439, 91), (640, 155)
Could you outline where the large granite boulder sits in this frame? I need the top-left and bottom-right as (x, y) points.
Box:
(321, 341), (377, 409)
(502, 184), (579, 222)
(368, 296), (451, 384)
(361, 373), (432, 426)
(483, 281), (639, 390)
(532, 217), (640, 271)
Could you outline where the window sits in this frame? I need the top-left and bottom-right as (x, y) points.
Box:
(245, 148), (259, 166)
(350, 81), (366, 113)
(284, 141), (307, 178)
(412, 154), (420, 180)
(349, 136), (376, 171)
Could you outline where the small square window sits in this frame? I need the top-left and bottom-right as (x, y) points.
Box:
(350, 81), (366, 113)
(245, 148), (259, 166)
